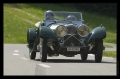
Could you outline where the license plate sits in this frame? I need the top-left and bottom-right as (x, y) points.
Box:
(67, 47), (80, 51)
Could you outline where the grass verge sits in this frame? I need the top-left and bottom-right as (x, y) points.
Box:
(103, 51), (116, 58)
(4, 11), (34, 43)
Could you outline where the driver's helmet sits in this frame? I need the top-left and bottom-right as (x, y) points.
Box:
(45, 10), (54, 20)
(66, 15), (76, 21)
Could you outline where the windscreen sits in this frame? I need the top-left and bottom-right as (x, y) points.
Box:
(44, 11), (82, 21)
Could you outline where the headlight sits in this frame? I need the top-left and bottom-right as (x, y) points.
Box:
(77, 24), (89, 37)
(55, 25), (67, 37)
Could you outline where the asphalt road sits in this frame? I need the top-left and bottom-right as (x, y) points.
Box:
(4, 44), (117, 76)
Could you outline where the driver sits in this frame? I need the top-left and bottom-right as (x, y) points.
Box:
(35, 10), (54, 28)
(66, 15), (76, 21)
(45, 10), (54, 20)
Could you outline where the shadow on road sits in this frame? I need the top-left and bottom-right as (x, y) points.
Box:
(34, 59), (116, 64)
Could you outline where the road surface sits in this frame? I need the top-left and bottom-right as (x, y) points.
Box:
(4, 44), (117, 76)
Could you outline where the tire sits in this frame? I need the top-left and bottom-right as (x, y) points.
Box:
(29, 48), (36, 60)
(81, 53), (88, 60)
(27, 29), (30, 44)
(40, 39), (47, 62)
(95, 39), (103, 63)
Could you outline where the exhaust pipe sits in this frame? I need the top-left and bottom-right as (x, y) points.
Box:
(47, 42), (54, 51)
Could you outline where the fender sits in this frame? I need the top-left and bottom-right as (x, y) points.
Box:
(39, 26), (58, 40)
(87, 26), (106, 44)
(27, 28), (36, 46)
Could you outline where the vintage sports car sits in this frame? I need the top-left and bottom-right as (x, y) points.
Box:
(27, 11), (106, 62)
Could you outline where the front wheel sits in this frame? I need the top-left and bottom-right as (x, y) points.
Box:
(81, 53), (88, 60)
(95, 39), (103, 63)
(29, 48), (36, 60)
(40, 39), (47, 62)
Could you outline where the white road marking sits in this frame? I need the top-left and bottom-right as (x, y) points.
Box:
(14, 50), (19, 52)
(38, 64), (50, 68)
(13, 53), (19, 55)
(20, 57), (28, 60)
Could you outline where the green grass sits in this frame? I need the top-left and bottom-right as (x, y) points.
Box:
(4, 3), (116, 44)
(4, 11), (34, 43)
(103, 51), (116, 58)
(4, 6), (39, 23)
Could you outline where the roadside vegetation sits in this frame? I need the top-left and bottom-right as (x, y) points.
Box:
(103, 51), (116, 58)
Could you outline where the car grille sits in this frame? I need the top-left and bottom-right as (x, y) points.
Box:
(63, 24), (80, 46)
(67, 25), (77, 34)
(64, 35), (80, 46)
